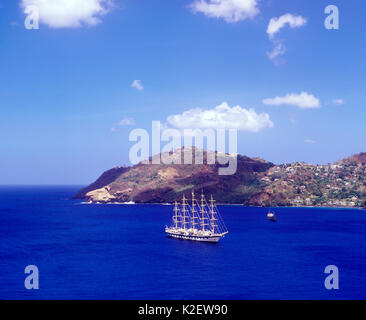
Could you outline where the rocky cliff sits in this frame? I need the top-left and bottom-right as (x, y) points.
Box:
(74, 148), (273, 204)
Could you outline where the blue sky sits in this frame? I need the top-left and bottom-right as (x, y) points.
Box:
(0, 0), (365, 185)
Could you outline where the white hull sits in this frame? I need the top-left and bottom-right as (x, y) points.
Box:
(166, 231), (221, 243)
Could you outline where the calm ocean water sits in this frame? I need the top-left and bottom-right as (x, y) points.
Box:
(0, 186), (365, 300)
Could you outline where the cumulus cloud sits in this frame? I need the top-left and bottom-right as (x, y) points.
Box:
(119, 116), (136, 126)
(189, 0), (259, 23)
(263, 92), (320, 109)
(167, 102), (273, 132)
(20, 0), (114, 28)
(131, 80), (144, 91)
(267, 13), (307, 39)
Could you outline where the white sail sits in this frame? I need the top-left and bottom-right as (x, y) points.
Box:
(165, 191), (229, 242)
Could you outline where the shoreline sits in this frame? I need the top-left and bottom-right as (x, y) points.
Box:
(77, 201), (365, 210)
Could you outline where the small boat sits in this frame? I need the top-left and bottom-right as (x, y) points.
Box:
(267, 211), (277, 222)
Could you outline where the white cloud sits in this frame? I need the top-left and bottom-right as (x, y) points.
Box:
(167, 102), (273, 132)
(263, 92), (320, 109)
(189, 0), (259, 23)
(267, 13), (307, 39)
(304, 138), (316, 144)
(20, 0), (113, 28)
(267, 41), (286, 61)
(266, 13), (307, 63)
(118, 116), (136, 126)
(332, 99), (344, 105)
(131, 80), (144, 91)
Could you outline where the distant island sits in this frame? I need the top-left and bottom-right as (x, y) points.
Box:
(74, 149), (366, 209)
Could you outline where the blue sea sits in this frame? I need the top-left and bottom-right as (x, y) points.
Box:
(0, 186), (365, 300)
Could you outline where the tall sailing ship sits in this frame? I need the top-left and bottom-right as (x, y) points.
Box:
(165, 191), (228, 243)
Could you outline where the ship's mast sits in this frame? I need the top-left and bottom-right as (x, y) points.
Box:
(173, 201), (179, 228)
(182, 194), (187, 230)
(191, 191), (197, 231)
(200, 191), (208, 231)
(210, 195), (217, 234)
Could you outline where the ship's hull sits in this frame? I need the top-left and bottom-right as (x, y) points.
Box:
(165, 231), (221, 243)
